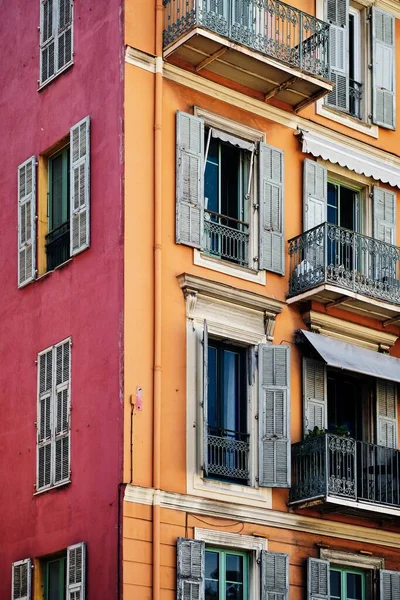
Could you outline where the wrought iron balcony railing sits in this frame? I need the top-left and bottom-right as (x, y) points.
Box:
(45, 221), (70, 271)
(288, 223), (400, 305)
(290, 434), (400, 510)
(349, 78), (362, 120)
(207, 426), (250, 481)
(163, 0), (330, 80)
(204, 210), (249, 267)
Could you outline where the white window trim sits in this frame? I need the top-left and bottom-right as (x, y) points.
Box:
(39, 0), (74, 89)
(320, 548), (384, 571)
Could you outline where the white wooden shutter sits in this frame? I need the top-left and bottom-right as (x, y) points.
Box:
(380, 569), (400, 600)
(259, 143), (284, 274)
(67, 542), (86, 600)
(12, 559), (32, 600)
(258, 344), (290, 487)
(307, 558), (330, 600)
(40, 0), (56, 84)
(373, 187), (396, 245)
(377, 379), (398, 449)
(54, 340), (71, 484)
(261, 551), (289, 600)
(176, 538), (205, 600)
(202, 321), (209, 477)
(70, 117), (90, 256)
(37, 348), (54, 490)
(325, 0), (349, 111)
(303, 358), (327, 436)
(303, 160), (327, 232)
(176, 112), (204, 248)
(372, 8), (396, 130)
(57, 0), (73, 71)
(18, 157), (36, 288)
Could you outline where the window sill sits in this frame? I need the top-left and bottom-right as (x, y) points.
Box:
(33, 479), (71, 496)
(193, 250), (266, 285)
(316, 100), (379, 139)
(36, 257), (73, 282)
(37, 61), (74, 92)
(188, 473), (272, 509)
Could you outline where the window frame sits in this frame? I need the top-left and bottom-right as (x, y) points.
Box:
(330, 564), (366, 600)
(320, 549), (384, 600)
(205, 546), (250, 600)
(44, 553), (67, 600)
(39, 0), (74, 89)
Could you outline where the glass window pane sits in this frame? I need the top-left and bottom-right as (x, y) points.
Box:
(225, 582), (243, 600)
(347, 572), (363, 600)
(205, 137), (219, 214)
(221, 143), (240, 220)
(226, 554), (243, 583)
(207, 347), (218, 430)
(51, 154), (65, 230)
(47, 560), (61, 600)
(205, 580), (219, 600)
(223, 350), (239, 433)
(330, 570), (341, 600)
(205, 551), (219, 580)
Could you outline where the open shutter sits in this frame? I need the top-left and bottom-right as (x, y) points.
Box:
(57, 0), (73, 71)
(202, 321), (209, 477)
(177, 538), (205, 600)
(372, 8), (395, 130)
(373, 187), (396, 245)
(307, 558), (330, 600)
(40, 0), (56, 84)
(12, 559), (32, 600)
(261, 551), (289, 600)
(54, 340), (71, 484)
(325, 0), (349, 111)
(18, 157), (36, 288)
(259, 143), (284, 274)
(67, 542), (86, 600)
(37, 348), (54, 490)
(380, 569), (400, 600)
(377, 379), (398, 449)
(176, 112), (204, 248)
(70, 116), (90, 256)
(303, 358), (327, 436)
(303, 160), (327, 232)
(258, 344), (290, 487)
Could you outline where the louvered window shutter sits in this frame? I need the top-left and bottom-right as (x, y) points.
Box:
(377, 379), (398, 449)
(258, 344), (290, 487)
(57, 0), (73, 71)
(202, 320), (209, 477)
(12, 559), (32, 600)
(261, 551), (289, 600)
(18, 157), (37, 288)
(176, 538), (205, 600)
(303, 358), (327, 436)
(40, 0), (56, 84)
(380, 569), (400, 600)
(259, 143), (285, 274)
(70, 117), (90, 256)
(54, 340), (71, 484)
(372, 8), (395, 130)
(303, 160), (327, 232)
(176, 112), (204, 248)
(37, 348), (54, 490)
(307, 558), (330, 600)
(373, 187), (396, 245)
(325, 0), (349, 111)
(67, 542), (86, 600)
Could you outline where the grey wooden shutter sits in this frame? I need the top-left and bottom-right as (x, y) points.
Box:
(18, 157), (36, 288)
(380, 569), (400, 600)
(70, 116), (90, 256)
(202, 321), (209, 477)
(12, 559), (32, 600)
(325, 0), (349, 111)
(372, 8), (396, 130)
(67, 542), (86, 600)
(176, 538), (205, 600)
(261, 551), (289, 600)
(377, 379), (398, 449)
(57, 0), (73, 71)
(303, 358), (327, 436)
(40, 0), (56, 84)
(373, 187), (396, 245)
(258, 344), (290, 487)
(303, 160), (327, 232)
(54, 340), (71, 484)
(37, 348), (54, 490)
(176, 112), (204, 248)
(259, 143), (284, 274)
(307, 558), (330, 600)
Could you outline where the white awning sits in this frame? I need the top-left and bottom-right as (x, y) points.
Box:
(299, 129), (400, 189)
(211, 128), (255, 152)
(298, 330), (400, 383)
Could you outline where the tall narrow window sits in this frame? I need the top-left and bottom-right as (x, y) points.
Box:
(40, 0), (73, 86)
(45, 554), (67, 600)
(205, 548), (249, 600)
(330, 566), (366, 600)
(46, 147), (70, 271)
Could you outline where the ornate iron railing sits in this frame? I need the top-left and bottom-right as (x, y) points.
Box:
(288, 223), (400, 305)
(204, 210), (249, 266)
(163, 0), (330, 80)
(45, 221), (70, 271)
(290, 434), (400, 510)
(207, 426), (250, 481)
(349, 78), (362, 120)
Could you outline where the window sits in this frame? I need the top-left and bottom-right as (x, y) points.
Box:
(40, 0), (73, 86)
(44, 554), (67, 600)
(330, 566), (366, 600)
(205, 548), (249, 600)
(46, 147), (70, 270)
(176, 111), (285, 276)
(36, 339), (71, 492)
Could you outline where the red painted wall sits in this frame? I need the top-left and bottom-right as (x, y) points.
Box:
(0, 1), (123, 597)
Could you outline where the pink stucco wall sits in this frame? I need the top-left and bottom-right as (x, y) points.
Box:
(0, 0), (123, 597)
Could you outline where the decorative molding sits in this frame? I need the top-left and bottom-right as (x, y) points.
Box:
(194, 528), (267, 552)
(193, 250), (266, 285)
(320, 548), (384, 570)
(125, 46), (156, 73)
(194, 107), (266, 142)
(376, 0), (400, 20)
(315, 100), (378, 139)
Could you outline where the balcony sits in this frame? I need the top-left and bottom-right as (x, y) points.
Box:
(290, 433), (400, 518)
(288, 223), (400, 323)
(163, 0), (333, 111)
(204, 210), (249, 267)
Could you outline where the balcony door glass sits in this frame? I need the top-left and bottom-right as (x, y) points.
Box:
(327, 181), (361, 270)
(327, 370), (364, 440)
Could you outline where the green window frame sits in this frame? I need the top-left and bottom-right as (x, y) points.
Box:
(48, 146), (70, 233)
(330, 565), (366, 600)
(44, 554), (67, 600)
(205, 547), (249, 600)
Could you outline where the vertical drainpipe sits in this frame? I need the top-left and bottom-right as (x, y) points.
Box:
(153, 1), (163, 600)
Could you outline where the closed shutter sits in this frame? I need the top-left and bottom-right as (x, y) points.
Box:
(18, 157), (37, 288)
(373, 187), (396, 245)
(259, 143), (285, 274)
(303, 358), (327, 436)
(202, 321), (209, 477)
(37, 348), (53, 490)
(372, 8), (396, 130)
(176, 538), (205, 600)
(233, 0), (252, 29)
(307, 558), (330, 600)
(176, 112), (204, 248)
(380, 569), (400, 600)
(54, 340), (71, 484)
(12, 559), (32, 600)
(40, 0), (56, 84)
(67, 542), (86, 600)
(70, 117), (90, 256)
(377, 379), (398, 449)
(261, 551), (289, 600)
(325, 0), (349, 111)
(57, 0), (73, 71)
(303, 160), (327, 232)
(258, 344), (290, 487)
